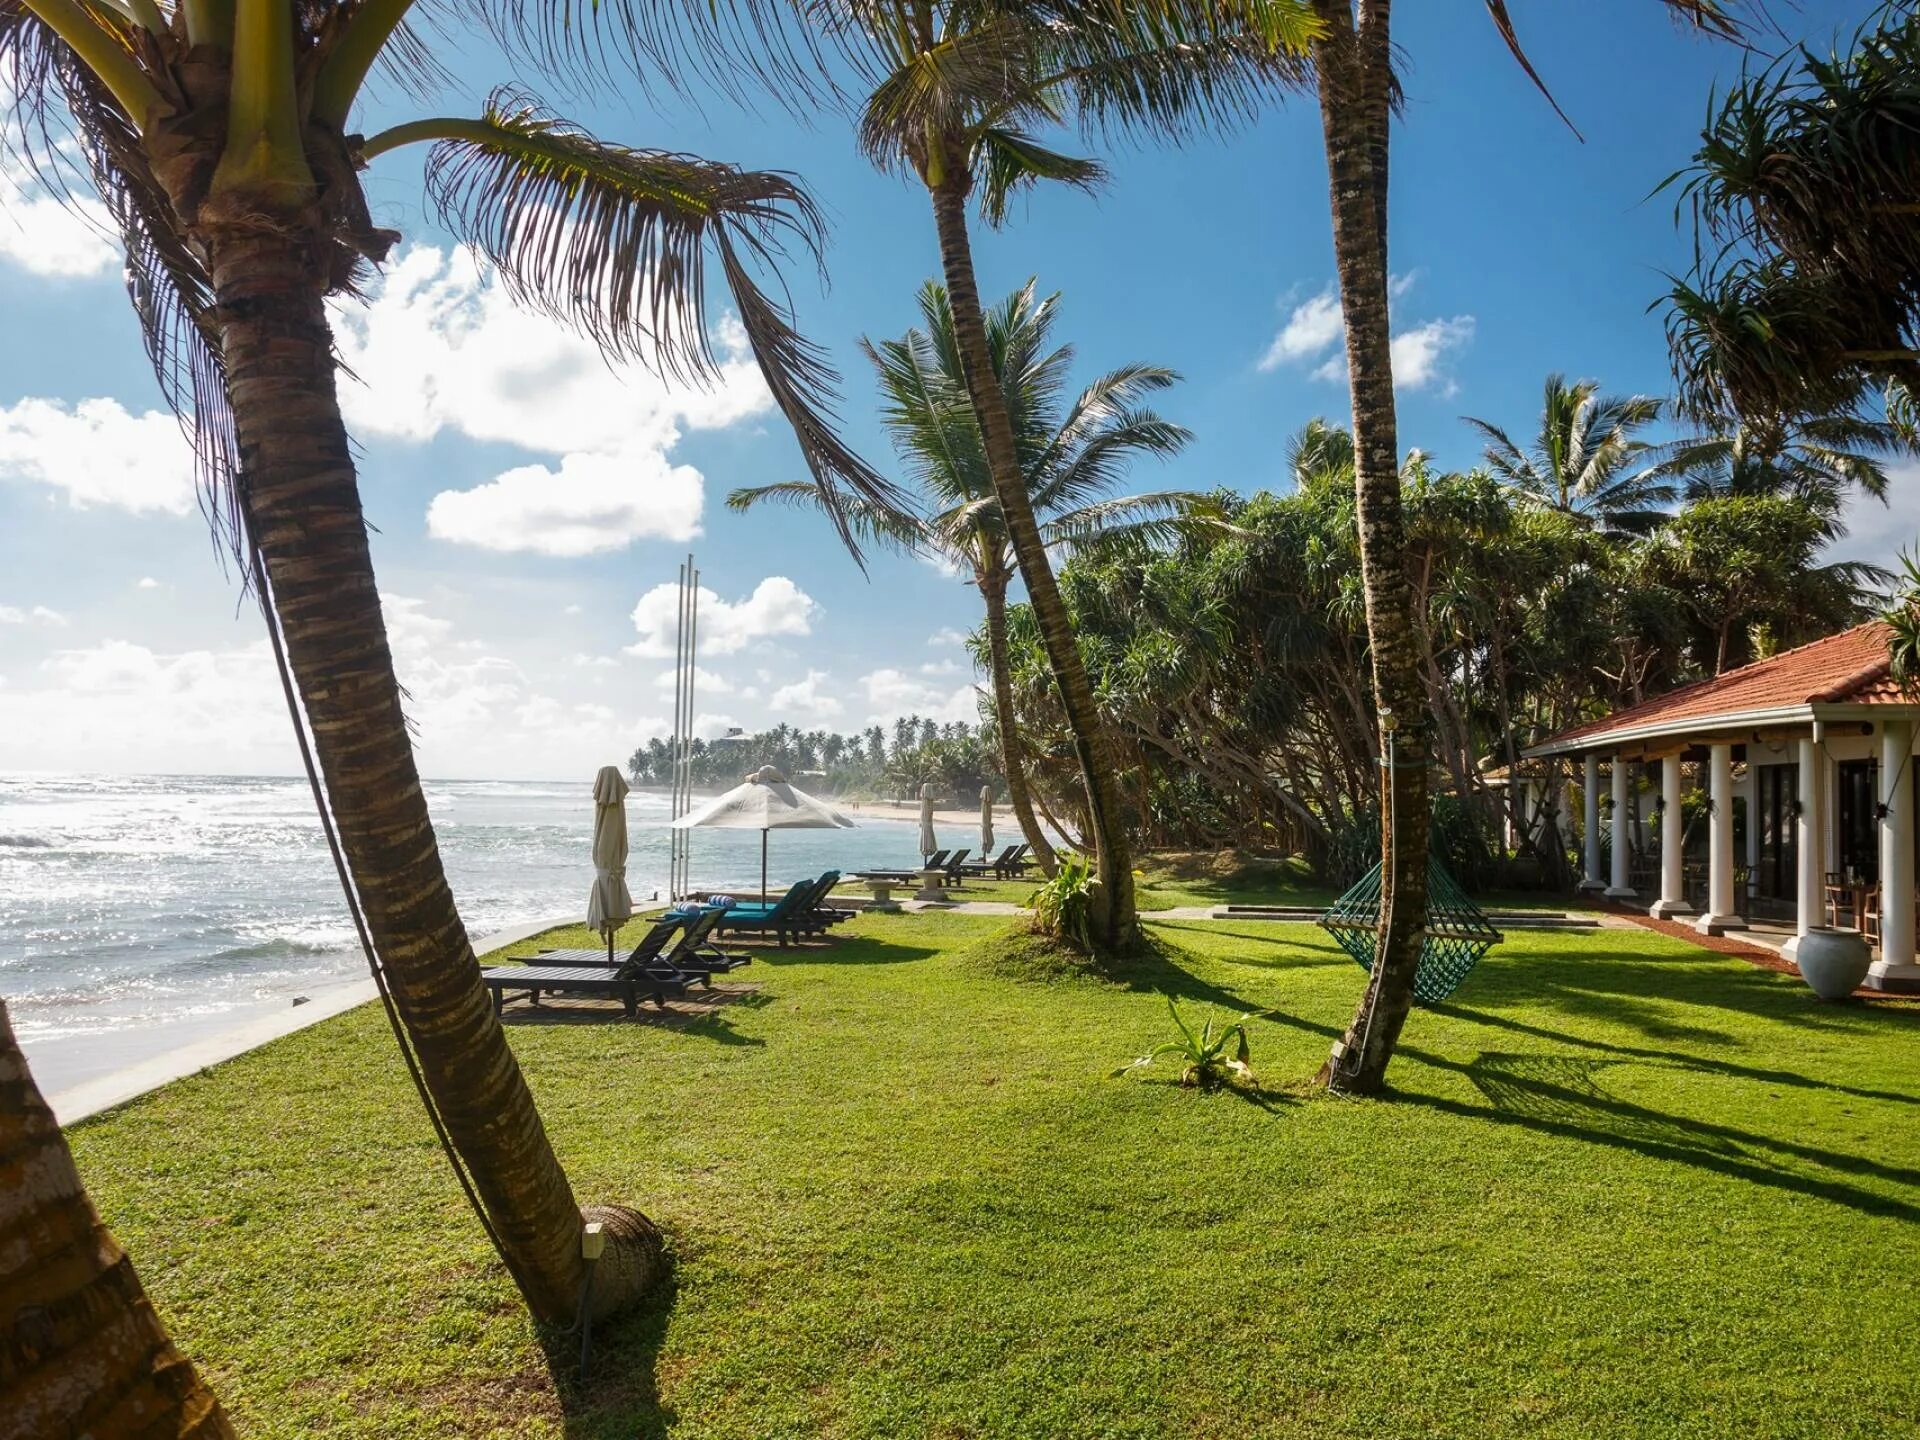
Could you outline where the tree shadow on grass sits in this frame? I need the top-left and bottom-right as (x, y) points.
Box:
(539, 1266), (678, 1440)
(1432, 1001), (1920, 1107)
(720, 935), (943, 967)
(1093, 931), (1267, 1012)
(1250, 1008), (1920, 1221)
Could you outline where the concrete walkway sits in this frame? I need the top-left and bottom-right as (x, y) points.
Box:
(50, 917), (573, 1127)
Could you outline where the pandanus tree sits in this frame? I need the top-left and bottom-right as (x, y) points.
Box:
(815, 0), (1319, 948)
(1301, 0), (1745, 1095)
(1661, 1), (1920, 425)
(1, 1002), (231, 1435)
(732, 278), (1209, 881)
(0, 0), (891, 1333)
(1463, 375), (1670, 536)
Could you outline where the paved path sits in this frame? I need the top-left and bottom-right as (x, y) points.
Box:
(50, 917), (574, 1128)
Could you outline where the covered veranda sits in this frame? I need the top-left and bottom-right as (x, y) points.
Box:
(1526, 622), (1920, 995)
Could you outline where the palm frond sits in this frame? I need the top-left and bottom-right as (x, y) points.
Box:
(976, 127), (1103, 228)
(727, 479), (927, 555)
(412, 87), (901, 547)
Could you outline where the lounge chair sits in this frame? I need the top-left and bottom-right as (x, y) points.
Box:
(1000, 844), (1035, 877)
(480, 917), (703, 1014)
(850, 849), (949, 882)
(711, 879), (819, 947)
(536, 906), (745, 978)
(959, 845), (1025, 878)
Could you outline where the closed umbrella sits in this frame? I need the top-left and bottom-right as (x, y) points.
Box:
(672, 765), (854, 902)
(980, 785), (994, 858)
(585, 765), (633, 964)
(919, 784), (938, 860)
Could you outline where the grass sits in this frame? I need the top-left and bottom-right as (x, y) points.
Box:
(66, 910), (1920, 1438)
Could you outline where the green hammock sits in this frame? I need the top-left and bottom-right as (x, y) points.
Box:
(1317, 857), (1503, 1006)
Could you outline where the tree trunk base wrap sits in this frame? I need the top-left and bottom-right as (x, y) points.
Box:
(579, 1206), (671, 1322)
(0, 1002), (234, 1439)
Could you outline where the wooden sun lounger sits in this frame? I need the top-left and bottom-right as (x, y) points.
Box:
(480, 962), (696, 1015)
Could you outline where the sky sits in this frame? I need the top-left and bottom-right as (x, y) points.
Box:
(0, 1), (1906, 780)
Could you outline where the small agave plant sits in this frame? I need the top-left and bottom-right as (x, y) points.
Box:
(1110, 996), (1263, 1090)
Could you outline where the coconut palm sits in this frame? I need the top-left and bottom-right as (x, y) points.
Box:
(1652, 408), (1911, 539)
(818, 0), (1318, 948)
(1, 1001), (232, 1432)
(0, 0), (892, 1329)
(1463, 375), (1669, 535)
(733, 278), (1210, 879)
(1301, 0), (1744, 1096)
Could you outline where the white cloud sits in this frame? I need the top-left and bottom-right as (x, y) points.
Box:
(1258, 274), (1474, 396)
(1390, 316), (1476, 394)
(1258, 289), (1343, 372)
(332, 245), (772, 557)
(919, 658), (962, 676)
(860, 667), (980, 726)
(0, 157), (118, 279)
(426, 448), (704, 556)
(651, 665), (733, 695)
(136, 577), (161, 590)
(627, 576), (817, 658)
(770, 669), (843, 719)
(572, 653), (619, 669)
(564, 603), (584, 615)
(928, 627), (969, 647)
(0, 604), (66, 626)
(694, 712), (740, 740)
(0, 397), (196, 514)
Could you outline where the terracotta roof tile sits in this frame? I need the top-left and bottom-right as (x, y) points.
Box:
(1533, 622), (1902, 753)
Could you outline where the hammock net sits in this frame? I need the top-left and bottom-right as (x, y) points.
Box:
(1318, 856), (1503, 1006)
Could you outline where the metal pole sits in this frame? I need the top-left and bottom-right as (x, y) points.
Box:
(670, 560), (687, 900)
(686, 563), (699, 900)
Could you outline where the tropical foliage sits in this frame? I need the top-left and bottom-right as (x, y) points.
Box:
(1109, 996), (1261, 1089)
(989, 418), (1877, 886)
(628, 717), (999, 801)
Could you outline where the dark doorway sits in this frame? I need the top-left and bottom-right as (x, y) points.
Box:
(1837, 759), (1879, 884)
(1756, 763), (1797, 901)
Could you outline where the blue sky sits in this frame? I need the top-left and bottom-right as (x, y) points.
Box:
(0, 1), (1902, 778)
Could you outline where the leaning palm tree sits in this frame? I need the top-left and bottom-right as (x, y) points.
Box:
(1463, 375), (1669, 535)
(1301, 0), (1745, 1096)
(1, 1001), (232, 1433)
(733, 278), (1209, 880)
(826, 0), (1318, 948)
(0, 0), (890, 1331)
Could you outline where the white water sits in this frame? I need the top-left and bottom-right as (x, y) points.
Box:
(0, 773), (921, 1092)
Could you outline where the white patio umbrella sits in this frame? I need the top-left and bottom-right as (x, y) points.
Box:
(919, 784), (938, 860)
(585, 765), (633, 963)
(980, 785), (995, 858)
(672, 765), (854, 902)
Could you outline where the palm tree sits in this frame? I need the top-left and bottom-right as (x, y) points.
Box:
(822, 0), (1317, 947)
(1652, 408), (1911, 539)
(1301, 0), (1744, 1095)
(1, 1), (890, 1326)
(1463, 375), (1669, 535)
(733, 279), (1209, 879)
(2, 1001), (232, 1433)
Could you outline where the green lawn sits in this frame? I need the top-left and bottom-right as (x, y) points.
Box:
(66, 910), (1920, 1438)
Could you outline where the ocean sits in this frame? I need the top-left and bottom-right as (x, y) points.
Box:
(0, 773), (924, 1094)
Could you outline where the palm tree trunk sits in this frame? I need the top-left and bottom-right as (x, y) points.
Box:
(928, 178), (1135, 946)
(1312, 0), (1431, 1095)
(202, 221), (664, 1322)
(0, 1001), (232, 1438)
(980, 572), (1059, 876)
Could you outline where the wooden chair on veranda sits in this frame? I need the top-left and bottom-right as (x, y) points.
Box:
(1863, 885), (1883, 946)
(1825, 872), (1855, 928)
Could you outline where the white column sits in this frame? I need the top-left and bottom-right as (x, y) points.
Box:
(1651, 755), (1691, 917)
(1604, 757), (1635, 897)
(1695, 743), (1743, 933)
(1786, 735), (1824, 952)
(1870, 719), (1920, 991)
(1580, 753), (1604, 891)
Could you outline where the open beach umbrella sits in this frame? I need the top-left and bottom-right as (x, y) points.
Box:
(673, 765), (854, 902)
(585, 765), (633, 963)
(919, 784), (938, 860)
(980, 785), (994, 857)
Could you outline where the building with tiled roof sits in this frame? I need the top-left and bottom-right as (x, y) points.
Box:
(1524, 620), (1919, 994)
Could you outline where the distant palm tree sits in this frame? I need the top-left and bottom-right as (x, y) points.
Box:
(1463, 376), (1669, 534)
(818, 0), (1317, 946)
(2, 0), (887, 1329)
(734, 280), (1209, 877)
(1652, 409), (1911, 538)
